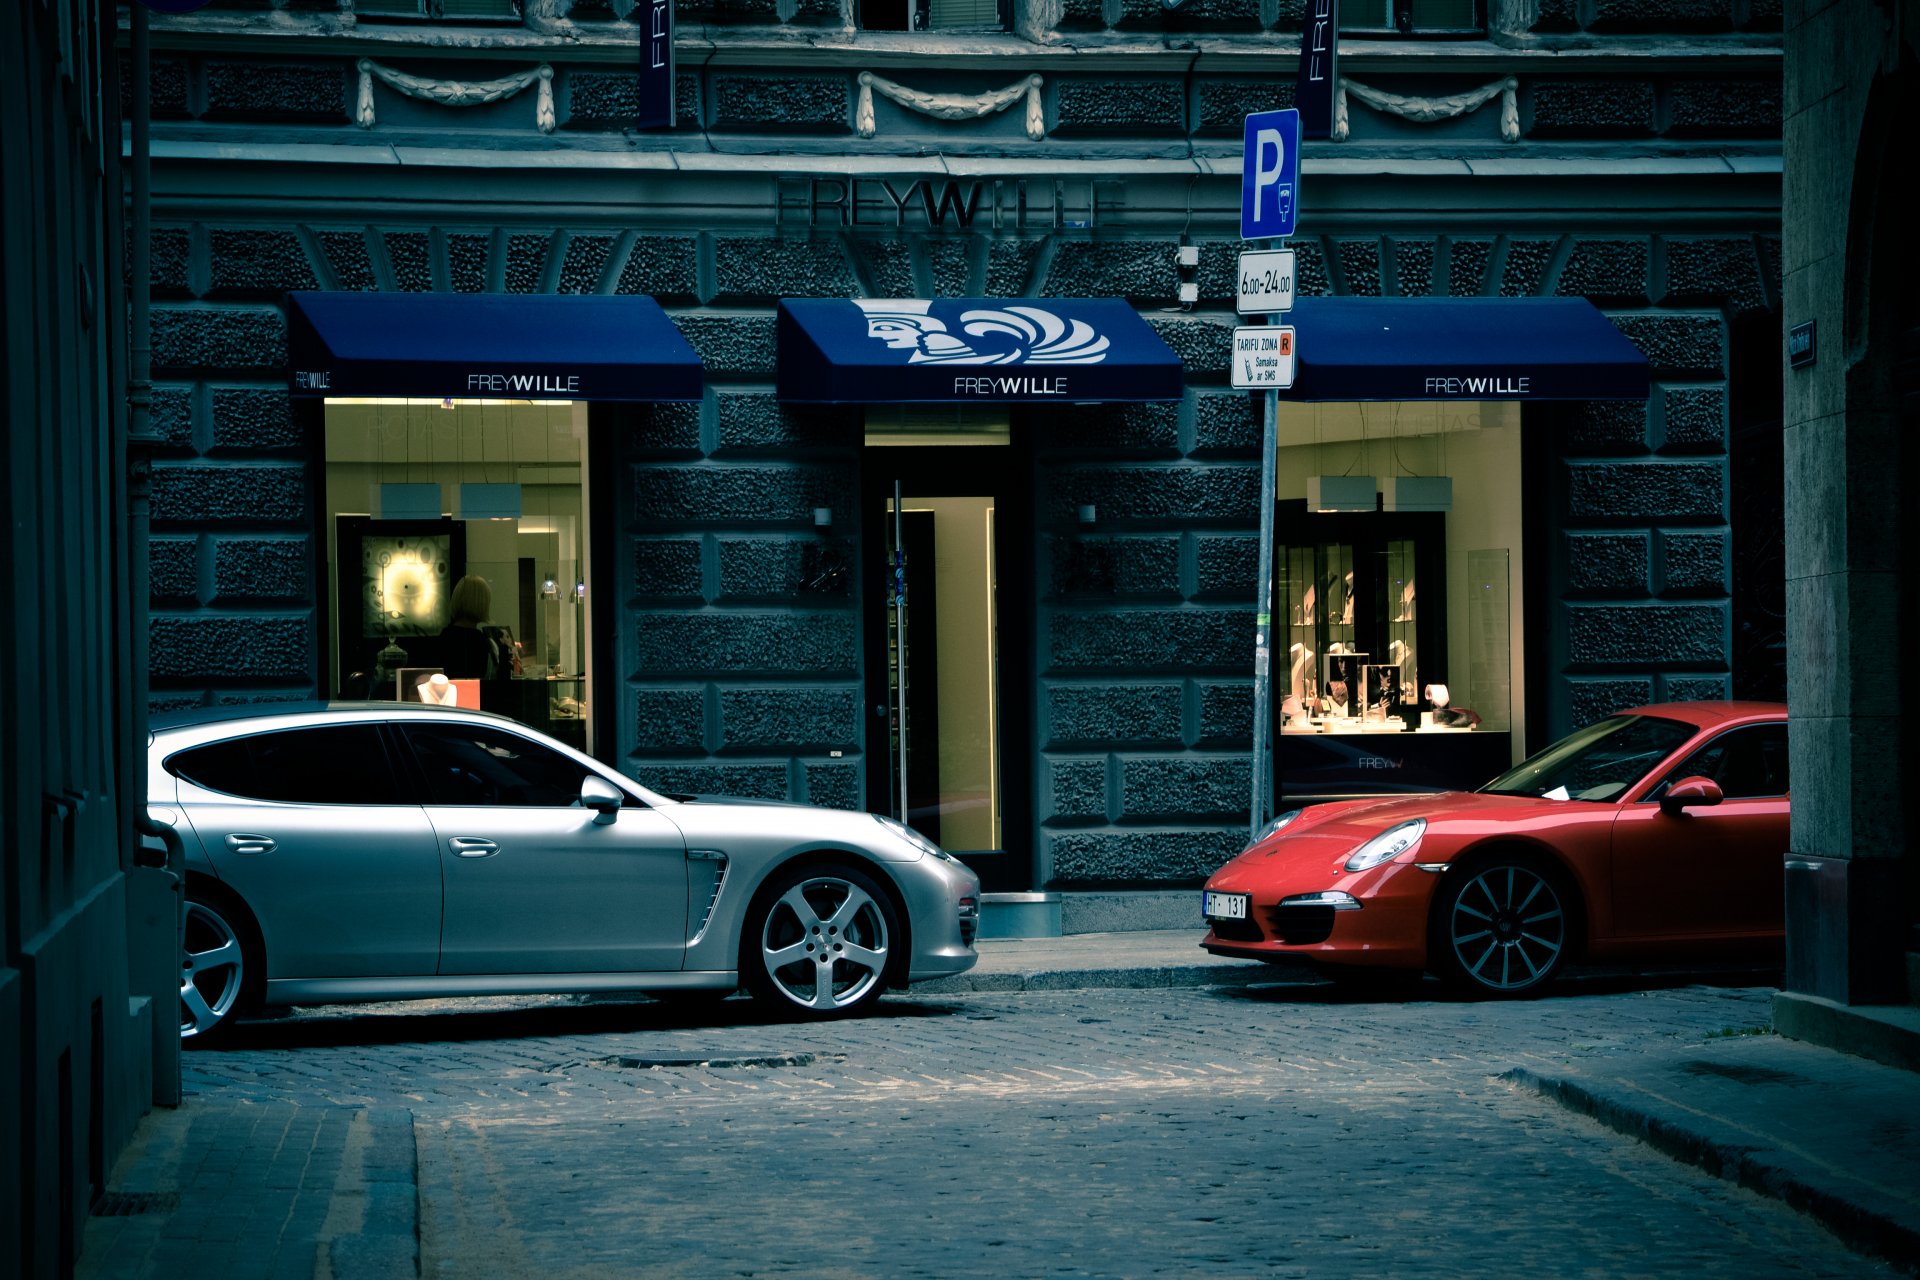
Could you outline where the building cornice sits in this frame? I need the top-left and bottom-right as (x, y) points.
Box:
(131, 12), (1781, 75)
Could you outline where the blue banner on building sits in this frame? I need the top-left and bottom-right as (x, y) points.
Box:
(776, 298), (1184, 404)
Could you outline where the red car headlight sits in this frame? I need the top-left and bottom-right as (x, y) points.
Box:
(1343, 819), (1427, 872)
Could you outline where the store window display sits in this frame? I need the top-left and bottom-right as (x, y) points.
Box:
(324, 398), (596, 752)
(1273, 401), (1522, 803)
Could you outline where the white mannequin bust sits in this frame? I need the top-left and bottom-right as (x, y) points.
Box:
(423, 672), (459, 706)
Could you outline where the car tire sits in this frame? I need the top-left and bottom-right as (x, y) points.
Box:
(180, 886), (262, 1045)
(743, 863), (899, 1020)
(1430, 857), (1573, 998)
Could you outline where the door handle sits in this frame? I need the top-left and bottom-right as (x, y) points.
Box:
(449, 837), (500, 858)
(224, 834), (276, 856)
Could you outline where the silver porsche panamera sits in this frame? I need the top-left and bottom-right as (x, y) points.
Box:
(148, 704), (981, 1041)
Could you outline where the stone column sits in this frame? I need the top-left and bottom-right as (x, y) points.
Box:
(1778, 0), (1914, 1006)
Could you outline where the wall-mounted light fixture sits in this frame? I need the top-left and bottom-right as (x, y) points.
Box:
(1077, 504), (1098, 525)
(456, 483), (522, 521)
(813, 507), (834, 530)
(370, 483), (442, 521)
(1305, 476), (1377, 513)
(1381, 476), (1453, 513)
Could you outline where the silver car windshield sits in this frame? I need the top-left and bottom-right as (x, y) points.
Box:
(1479, 714), (1696, 802)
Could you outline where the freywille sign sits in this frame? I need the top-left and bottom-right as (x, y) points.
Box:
(776, 297), (1183, 404)
(642, 0), (674, 128)
(777, 177), (1120, 232)
(1295, 0), (1338, 140)
(284, 291), (703, 403)
(467, 373), (582, 395)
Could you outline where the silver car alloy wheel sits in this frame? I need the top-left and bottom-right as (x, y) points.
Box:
(181, 899), (246, 1038)
(1446, 864), (1566, 992)
(759, 876), (890, 1012)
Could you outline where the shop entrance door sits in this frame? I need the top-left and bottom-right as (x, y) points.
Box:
(862, 447), (1031, 892)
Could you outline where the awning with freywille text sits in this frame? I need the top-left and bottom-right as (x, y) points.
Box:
(776, 298), (1185, 404)
(1275, 297), (1650, 402)
(285, 291), (703, 402)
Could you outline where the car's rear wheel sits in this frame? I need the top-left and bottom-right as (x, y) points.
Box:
(180, 891), (260, 1044)
(1431, 858), (1571, 998)
(744, 864), (897, 1019)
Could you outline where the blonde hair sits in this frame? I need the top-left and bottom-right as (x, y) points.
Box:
(448, 575), (492, 627)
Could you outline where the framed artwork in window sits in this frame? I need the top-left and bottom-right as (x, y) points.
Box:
(335, 517), (467, 696)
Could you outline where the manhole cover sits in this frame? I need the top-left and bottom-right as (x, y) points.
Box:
(93, 1191), (179, 1217)
(602, 1052), (827, 1070)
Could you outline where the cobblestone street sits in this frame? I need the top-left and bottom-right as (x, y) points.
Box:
(80, 977), (1893, 1278)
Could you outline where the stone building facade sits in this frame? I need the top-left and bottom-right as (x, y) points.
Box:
(131, 0), (1782, 907)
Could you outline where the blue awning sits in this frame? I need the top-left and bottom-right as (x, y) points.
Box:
(777, 298), (1185, 404)
(285, 291), (703, 402)
(1276, 297), (1649, 402)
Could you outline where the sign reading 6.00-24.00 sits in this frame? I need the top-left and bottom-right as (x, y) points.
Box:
(1236, 248), (1297, 316)
(1231, 325), (1297, 390)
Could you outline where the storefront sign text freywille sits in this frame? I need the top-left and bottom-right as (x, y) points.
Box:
(778, 177), (1122, 232)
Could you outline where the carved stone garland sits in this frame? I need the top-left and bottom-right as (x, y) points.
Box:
(856, 71), (1047, 141)
(355, 59), (557, 135)
(1334, 76), (1519, 143)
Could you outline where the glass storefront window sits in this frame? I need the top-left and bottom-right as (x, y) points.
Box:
(323, 398), (594, 753)
(1274, 401), (1523, 801)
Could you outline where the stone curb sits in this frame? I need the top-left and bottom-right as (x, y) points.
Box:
(915, 961), (1285, 995)
(1504, 1066), (1920, 1278)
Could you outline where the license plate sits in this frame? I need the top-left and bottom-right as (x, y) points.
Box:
(1203, 891), (1249, 921)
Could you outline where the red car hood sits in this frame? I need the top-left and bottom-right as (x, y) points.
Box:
(1209, 790), (1590, 891)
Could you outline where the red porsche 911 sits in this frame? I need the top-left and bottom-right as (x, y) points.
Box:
(1201, 702), (1789, 997)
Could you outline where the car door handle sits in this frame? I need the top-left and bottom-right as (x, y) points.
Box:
(449, 837), (500, 858)
(224, 834), (276, 856)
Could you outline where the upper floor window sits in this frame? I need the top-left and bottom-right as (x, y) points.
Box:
(860, 0), (1008, 30)
(1340, 0), (1483, 34)
(354, 0), (523, 22)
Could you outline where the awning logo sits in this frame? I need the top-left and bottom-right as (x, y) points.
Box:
(855, 300), (1110, 366)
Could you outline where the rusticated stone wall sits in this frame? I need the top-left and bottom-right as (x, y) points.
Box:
(133, 0), (1782, 884)
(133, 214), (1780, 881)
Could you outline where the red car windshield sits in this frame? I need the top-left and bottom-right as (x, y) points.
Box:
(1479, 714), (1697, 802)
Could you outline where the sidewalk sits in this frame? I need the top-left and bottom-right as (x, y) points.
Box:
(917, 926), (1309, 992)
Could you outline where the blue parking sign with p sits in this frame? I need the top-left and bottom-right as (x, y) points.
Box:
(1241, 109), (1301, 240)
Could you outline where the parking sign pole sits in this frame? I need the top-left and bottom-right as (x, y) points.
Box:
(1249, 355), (1280, 840)
(1238, 106), (1299, 842)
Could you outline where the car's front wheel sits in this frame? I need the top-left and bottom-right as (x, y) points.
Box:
(180, 891), (260, 1044)
(1431, 858), (1572, 998)
(744, 864), (898, 1019)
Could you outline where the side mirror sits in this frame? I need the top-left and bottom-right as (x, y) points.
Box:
(1659, 775), (1724, 815)
(581, 775), (624, 824)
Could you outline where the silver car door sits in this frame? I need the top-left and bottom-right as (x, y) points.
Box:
(170, 722), (442, 978)
(398, 722), (689, 975)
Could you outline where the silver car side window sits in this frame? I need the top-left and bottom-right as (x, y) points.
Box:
(168, 725), (401, 804)
(402, 724), (590, 807)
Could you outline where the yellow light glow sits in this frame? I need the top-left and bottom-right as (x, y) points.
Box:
(381, 553), (439, 624)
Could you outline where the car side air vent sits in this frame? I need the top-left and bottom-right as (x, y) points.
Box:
(687, 850), (729, 944)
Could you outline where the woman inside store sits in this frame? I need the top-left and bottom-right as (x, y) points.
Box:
(441, 574), (503, 680)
